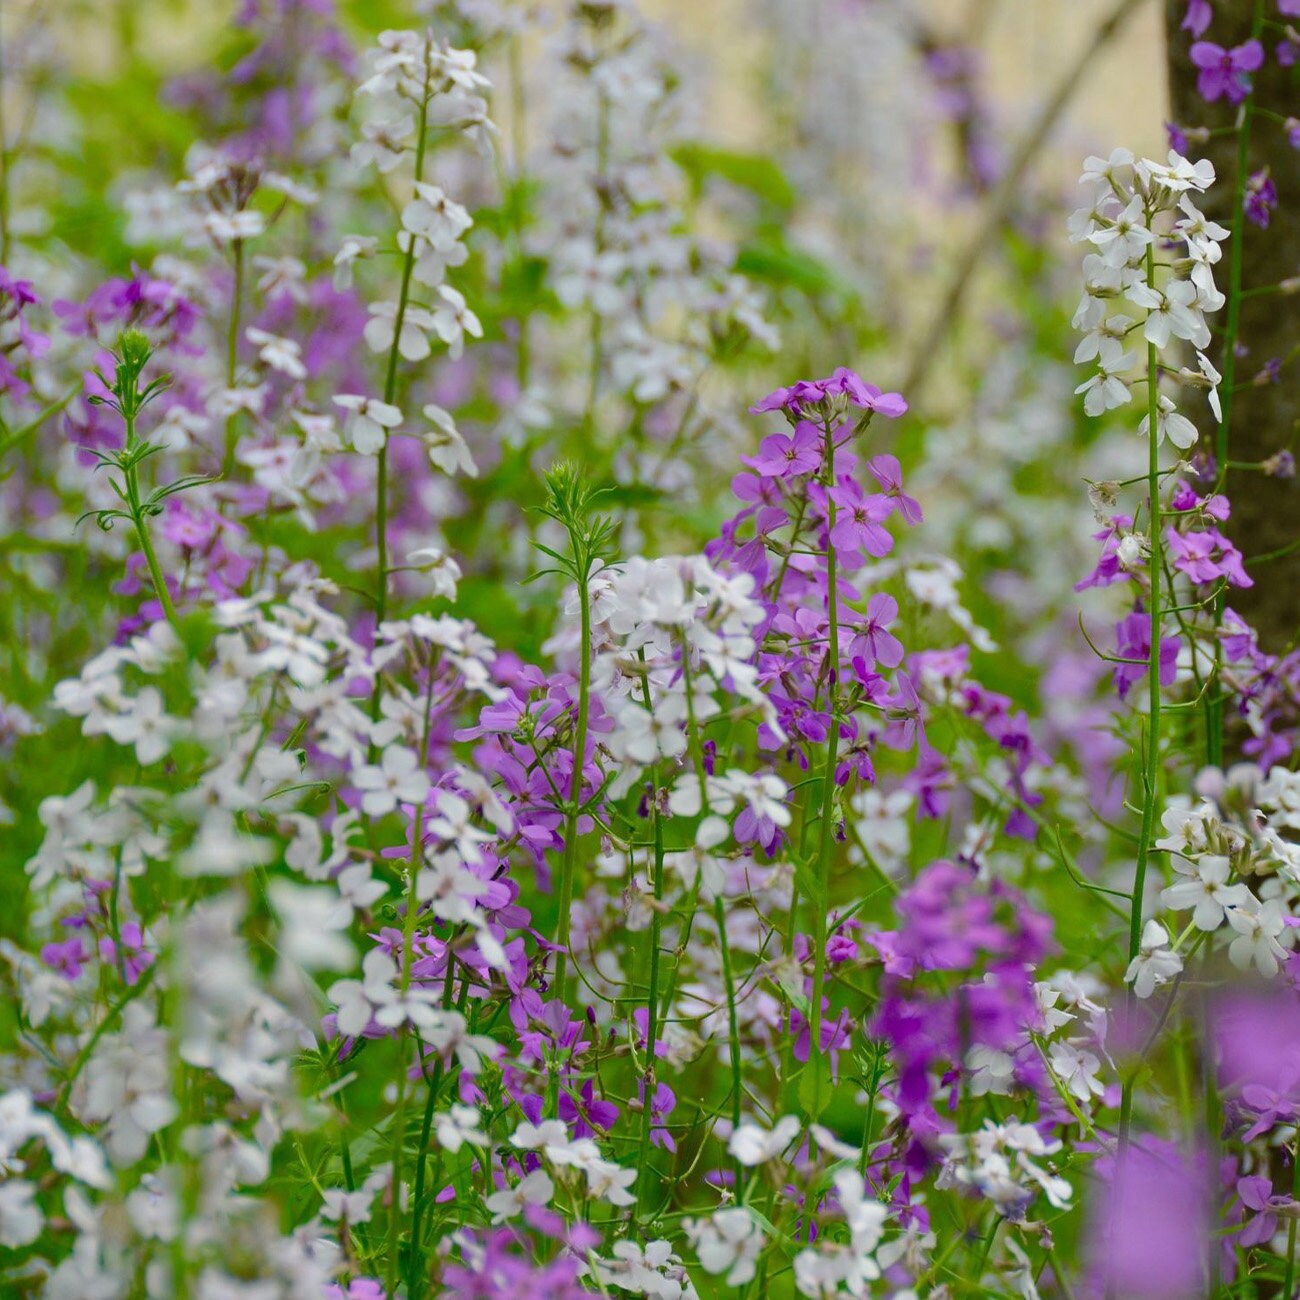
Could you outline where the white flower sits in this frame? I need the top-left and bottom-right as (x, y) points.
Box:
(363, 300), (437, 361)
(328, 947), (441, 1037)
(100, 686), (175, 765)
(1127, 279), (1209, 350)
(332, 394), (402, 455)
(266, 880), (355, 971)
(1141, 150), (1215, 195)
(1073, 313), (1133, 365)
(728, 1115), (801, 1166)
(407, 546), (462, 600)
(1160, 854), (1250, 931)
(1226, 899), (1291, 977)
(434, 1104), (488, 1153)
(0, 1181), (42, 1247)
(1138, 394), (1200, 450)
(1075, 337), (1135, 417)
(422, 403), (478, 476)
(1048, 1040), (1105, 1103)
(320, 1185), (378, 1225)
(353, 745), (430, 816)
(584, 1157), (638, 1207)
(685, 1208), (765, 1285)
(246, 326), (306, 380)
(1124, 919), (1183, 999)
(484, 1168), (553, 1223)
(966, 1045), (1016, 1097)
(333, 234), (378, 290)
(401, 183), (472, 250)
(1080, 147), (1135, 188)
(430, 285), (482, 360)
(1089, 194), (1153, 268)
(205, 209), (265, 242)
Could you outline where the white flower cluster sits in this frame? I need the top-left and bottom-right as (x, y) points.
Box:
(937, 1120), (1072, 1219)
(1132, 764), (1300, 995)
(1070, 148), (1227, 443)
(587, 554), (774, 778)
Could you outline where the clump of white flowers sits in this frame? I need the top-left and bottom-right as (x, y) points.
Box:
(1071, 148), (1226, 441)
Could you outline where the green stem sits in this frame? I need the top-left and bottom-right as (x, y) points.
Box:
(1118, 243), (1164, 1151)
(124, 413), (180, 631)
(807, 416), (842, 1117)
(369, 49), (434, 739)
(635, 718), (664, 1219)
(550, 554), (593, 1090)
(1284, 1132), (1300, 1298)
(384, 658), (436, 1296)
(220, 239), (244, 478)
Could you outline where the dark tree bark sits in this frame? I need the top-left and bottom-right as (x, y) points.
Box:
(1165, 0), (1300, 650)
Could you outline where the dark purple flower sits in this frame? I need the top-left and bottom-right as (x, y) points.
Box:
(1244, 168), (1278, 228)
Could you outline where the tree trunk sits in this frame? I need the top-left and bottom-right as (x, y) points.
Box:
(1165, 0), (1300, 650)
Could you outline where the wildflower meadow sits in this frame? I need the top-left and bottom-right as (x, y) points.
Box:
(2, 0), (1299, 1295)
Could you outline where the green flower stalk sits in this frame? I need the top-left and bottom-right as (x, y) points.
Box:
(85, 330), (209, 633)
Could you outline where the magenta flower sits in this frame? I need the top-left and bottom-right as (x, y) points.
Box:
(847, 592), (905, 668)
(867, 453), (923, 524)
(1165, 525), (1253, 587)
(827, 476), (893, 557)
(1189, 38), (1264, 103)
(829, 366), (908, 418)
(744, 420), (821, 478)
(1089, 1141), (1209, 1299)
(1113, 611), (1180, 699)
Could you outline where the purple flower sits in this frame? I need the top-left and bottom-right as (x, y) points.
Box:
(1244, 168), (1278, 228)
(558, 1077), (619, 1137)
(867, 454), (923, 525)
(41, 936), (88, 981)
(1165, 525), (1253, 587)
(1190, 39), (1264, 103)
(846, 592), (905, 668)
(744, 420), (821, 479)
(1181, 0), (1213, 37)
(1089, 1141), (1209, 1298)
(1237, 1175), (1295, 1246)
(1113, 611), (1180, 699)
(830, 367), (908, 418)
(827, 476), (893, 557)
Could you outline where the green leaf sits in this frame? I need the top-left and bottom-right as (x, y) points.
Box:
(671, 142), (797, 213)
(799, 1053), (833, 1120)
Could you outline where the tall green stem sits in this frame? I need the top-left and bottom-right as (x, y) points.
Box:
(124, 412), (180, 631)
(551, 564), (592, 1020)
(220, 239), (245, 478)
(384, 657), (436, 1297)
(635, 679), (665, 1219)
(1118, 243), (1164, 1149)
(370, 51), (434, 738)
(807, 416), (842, 1117)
